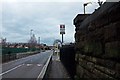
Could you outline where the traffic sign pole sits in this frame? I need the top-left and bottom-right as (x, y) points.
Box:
(62, 34), (63, 43)
(60, 24), (65, 44)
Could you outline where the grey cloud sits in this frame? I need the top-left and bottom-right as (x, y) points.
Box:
(2, 2), (98, 45)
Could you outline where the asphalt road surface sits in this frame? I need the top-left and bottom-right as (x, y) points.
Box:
(0, 50), (53, 79)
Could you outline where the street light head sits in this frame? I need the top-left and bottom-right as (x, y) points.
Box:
(84, 2), (92, 6)
(83, 2), (92, 14)
(84, 3), (87, 6)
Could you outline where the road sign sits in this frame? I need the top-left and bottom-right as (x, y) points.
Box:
(60, 25), (65, 34)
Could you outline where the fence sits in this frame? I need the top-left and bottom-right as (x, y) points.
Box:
(2, 47), (40, 62)
(60, 44), (76, 79)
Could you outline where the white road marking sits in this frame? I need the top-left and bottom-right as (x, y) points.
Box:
(0, 64), (24, 76)
(37, 52), (53, 80)
(37, 64), (42, 67)
(26, 64), (33, 66)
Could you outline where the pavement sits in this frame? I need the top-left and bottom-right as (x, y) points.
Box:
(47, 54), (70, 79)
(0, 50), (53, 80)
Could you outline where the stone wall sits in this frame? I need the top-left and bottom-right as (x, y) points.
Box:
(73, 2), (120, 79)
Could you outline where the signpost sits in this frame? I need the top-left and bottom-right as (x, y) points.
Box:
(60, 24), (65, 43)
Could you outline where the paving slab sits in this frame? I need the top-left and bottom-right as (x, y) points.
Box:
(47, 55), (71, 79)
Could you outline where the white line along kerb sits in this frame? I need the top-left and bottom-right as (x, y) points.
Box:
(37, 52), (53, 80)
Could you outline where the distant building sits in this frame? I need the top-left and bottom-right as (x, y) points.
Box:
(28, 34), (37, 48)
(0, 38), (7, 47)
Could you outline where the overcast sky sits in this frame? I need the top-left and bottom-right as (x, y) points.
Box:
(1, 0), (106, 45)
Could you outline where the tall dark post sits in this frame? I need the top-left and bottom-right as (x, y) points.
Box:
(60, 24), (65, 44)
(84, 5), (85, 14)
(62, 34), (63, 43)
(83, 2), (92, 14)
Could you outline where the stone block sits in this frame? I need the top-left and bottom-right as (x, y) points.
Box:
(83, 42), (103, 57)
(115, 63), (120, 78)
(104, 41), (120, 60)
(94, 28), (104, 42)
(114, 21), (120, 39)
(83, 69), (95, 78)
(95, 64), (116, 77)
(85, 56), (97, 64)
(96, 58), (116, 70)
(75, 52), (79, 62)
(95, 12), (109, 28)
(86, 62), (95, 72)
(76, 31), (86, 41)
(87, 32), (96, 42)
(108, 3), (120, 23)
(76, 65), (84, 78)
(104, 21), (120, 42)
(79, 58), (87, 68)
(83, 42), (94, 55)
(88, 22), (96, 31)
(75, 42), (85, 51)
(92, 68), (111, 78)
(77, 53), (86, 60)
(104, 24), (117, 42)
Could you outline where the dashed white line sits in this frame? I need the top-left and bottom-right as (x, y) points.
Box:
(26, 64), (33, 66)
(0, 64), (24, 76)
(37, 64), (42, 67)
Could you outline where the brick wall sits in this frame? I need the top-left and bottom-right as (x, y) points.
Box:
(73, 2), (120, 79)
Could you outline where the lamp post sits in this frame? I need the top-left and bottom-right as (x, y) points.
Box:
(83, 2), (92, 14)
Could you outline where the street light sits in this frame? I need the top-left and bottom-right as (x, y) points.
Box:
(83, 2), (92, 14)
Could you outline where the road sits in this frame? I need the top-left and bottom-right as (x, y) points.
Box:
(0, 50), (53, 79)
